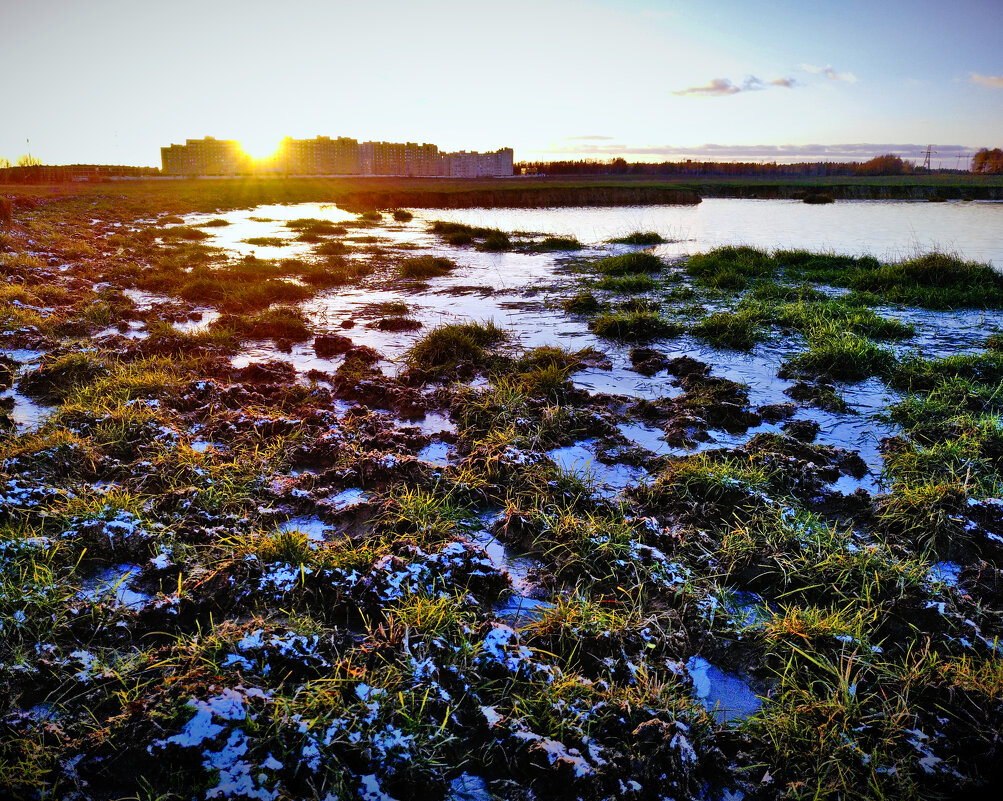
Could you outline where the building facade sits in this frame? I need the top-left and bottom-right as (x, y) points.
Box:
(161, 136), (512, 177)
(160, 137), (248, 176)
(275, 136), (361, 175)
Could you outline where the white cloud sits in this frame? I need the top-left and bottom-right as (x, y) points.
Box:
(970, 73), (1003, 89)
(672, 75), (796, 97)
(799, 63), (858, 83)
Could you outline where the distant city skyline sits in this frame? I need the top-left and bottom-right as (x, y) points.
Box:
(2, 0), (1001, 167)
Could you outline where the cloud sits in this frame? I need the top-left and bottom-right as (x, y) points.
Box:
(672, 78), (742, 97)
(799, 63), (858, 83)
(671, 75), (795, 97)
(970, 72), (1003, 88)
(561, 135), (615, 141)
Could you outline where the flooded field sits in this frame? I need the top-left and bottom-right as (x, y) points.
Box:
(1, 191), (1003, 800)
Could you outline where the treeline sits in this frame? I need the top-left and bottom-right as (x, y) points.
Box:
(0, 164), (161, 184)
(972, 148), (1003, 174)
(517, 154), (927, 177)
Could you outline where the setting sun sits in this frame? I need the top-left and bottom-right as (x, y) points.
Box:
(239, 136), (278, 161)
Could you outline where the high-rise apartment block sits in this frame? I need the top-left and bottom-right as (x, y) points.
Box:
(160, 137), (249, 176)
(161, 136), (512, 177)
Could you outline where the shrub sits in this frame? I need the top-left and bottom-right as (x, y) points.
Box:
(392, 209), (414, 222)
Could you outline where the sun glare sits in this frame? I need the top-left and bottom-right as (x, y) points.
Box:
(239, 137), (279, 161)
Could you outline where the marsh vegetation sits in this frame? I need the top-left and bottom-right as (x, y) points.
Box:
(0, 184), (1001, 800)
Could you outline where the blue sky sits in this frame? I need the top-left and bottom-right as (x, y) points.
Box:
(2, 0), (1000, 166)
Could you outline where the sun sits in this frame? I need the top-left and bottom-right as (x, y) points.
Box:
(239, 136), (279, 161)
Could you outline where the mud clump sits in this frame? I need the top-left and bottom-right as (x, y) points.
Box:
(314, 332), (354, 357)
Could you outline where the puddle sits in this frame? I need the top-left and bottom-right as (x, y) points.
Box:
(175, 311), (221, 333)
(2, 390), (51, 433)
(547, 441), (648, 496)
(721, 591), (773, 629)
(469, 524), (555, 623)
(617, 421), (674, 455)
(928, 561), (962, 587)
(122, 288), (166, 310)
(417, 441), (453, 466)
(328, 488), (369, 510)
(417, 411), (456, 435)
(448, 773), (492, 801)
(686, 656), (762, 724)
(278, 517), (330, 543)
(2, 349), (44, 364)
(78, 564), (151, 609)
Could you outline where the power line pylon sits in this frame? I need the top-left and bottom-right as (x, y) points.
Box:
(922, 145), (937, 172)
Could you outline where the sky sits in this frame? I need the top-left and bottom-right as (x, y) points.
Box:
(2, 0), (1001, 167)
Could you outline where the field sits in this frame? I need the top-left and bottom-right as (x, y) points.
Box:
(1, 181), (1002, 800)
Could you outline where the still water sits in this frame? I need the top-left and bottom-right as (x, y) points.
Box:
(417, 198), (1003, 268)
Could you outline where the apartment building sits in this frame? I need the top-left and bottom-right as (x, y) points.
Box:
(276, 136), (361, 175)
(445, 148), (514, 178)
(160, 137), (248, 176)
(161, 136), (512, 177)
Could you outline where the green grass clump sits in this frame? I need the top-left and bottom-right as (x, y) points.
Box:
(159, 225), (209, 241)
(589, 310), (682, 342)
(593, 252), (664, 276)
(890, 352), (1003, 394)
(358, 210), (382, 222)
(692, 309), (765, 350)
(686, 246), (774, 290)
(242, 236), (288, 247)
(596, 273), (657, 293)
(849, 252), (1003, 308)
(391, 209), (413, 222)
(533, 236), (583, 251)
(177, 275), (312, 312)
(222, 307), (311, 341)
(405, 320), (508, 370)
(199, 218), (230, 227)
(313, 240), (348, 256)
(608, 231), (666, 245)
(875, 481), (969, 556)
(20, 353), (108, 403)
(285, 218), (345, 235)
(771, 298), (914, 341)
(780, 331), (896, 382)
(986, 332), (1003, 352)
(561, 291), (603, 314)
(398, 255), (456, 279)
(477, 231), (511, 251)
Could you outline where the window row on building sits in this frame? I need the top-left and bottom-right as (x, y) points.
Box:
(161, 136), (513, 177)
